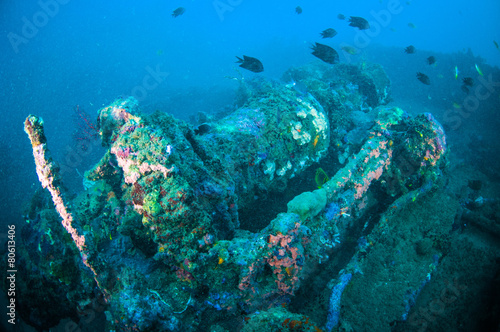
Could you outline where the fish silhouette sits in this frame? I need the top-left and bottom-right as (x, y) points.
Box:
(172, 7), (185, 17)
(311, 43), (339, 64)
(348, 16), (370, 30)
(416, 72), (430, 85)
(235, 55), (264, 73)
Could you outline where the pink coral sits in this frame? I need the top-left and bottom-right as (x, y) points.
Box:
(354, 165), (385, 199)
(237, 223), (305, 296)
(264, 224), (304, 294)
(238, 262), (262, 291)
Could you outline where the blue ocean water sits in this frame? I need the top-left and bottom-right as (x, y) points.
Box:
(1, 1), (499, 223)
(1, 1), (500, 331)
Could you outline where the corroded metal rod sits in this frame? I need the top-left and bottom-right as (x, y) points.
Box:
(24, 115), (93, 272)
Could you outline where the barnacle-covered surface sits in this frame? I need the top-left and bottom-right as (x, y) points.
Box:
(16, 62), (464, 331)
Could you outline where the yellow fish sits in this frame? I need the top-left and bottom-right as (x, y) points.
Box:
(315, 168), (329, 189)
(313, 134), (320, 148)
(452, 102), (462, 109)
(341, 45), (358, 55)
(475, 64), (483, 76)
(454, 66), (459, 80)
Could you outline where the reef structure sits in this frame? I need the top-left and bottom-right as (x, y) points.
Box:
(21, 62), (447, 331)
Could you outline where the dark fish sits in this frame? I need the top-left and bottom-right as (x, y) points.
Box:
(172, 7), (185, 17)
(494, 40), (499, 50)
(194, 123), (211, 135)
(337, 13), (346, 20)
(416, 72), (430, 85)
(348, 16), (370, 30)
(460, 85), (470, 94)
(320, 28), (337, 38)
(311, 42), (339, 64)
(427, 56), (436, 65)
(404, 45), (416, 54)
(295, 6), (302, 14)
(468, 179), (482, 191)
(462, 77), (474, 87)
(235, 55), (264, 73)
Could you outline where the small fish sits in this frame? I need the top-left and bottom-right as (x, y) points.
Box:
(320, 28), (337, 38)
(475, 64), (483, 76)
(468, 179), (483, 191)
(461, 77), (473, 94)
(285, 79), (296, 89)
(235, 55), (264, 73)
(295, 6), (302, 14)
(462, 77), (474, 87)
(452, 102), (462, 109)
(416, 72), (430, 85)
(494, 40), (499, 50)
(172, 7), (185, 17)
(426, 56), (436, 65)
(313, 135), (320, 148)
(341, 45), (358, 55)
(315, 168), (329, 188)
(337, 13), (346, 20)
(311, 42), (339, 64)
(292, 80), (308, 95)
(194, 123), (212, 135)
(408, 22), (416, 29)
(454, 66), (459, 80)
(348, 16), (370, 30)
(404, 45), (416, 54)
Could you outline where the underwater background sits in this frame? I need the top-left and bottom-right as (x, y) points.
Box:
(1, 0), (500, 331)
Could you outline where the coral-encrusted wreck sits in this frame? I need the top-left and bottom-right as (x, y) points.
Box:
(21, 62), (447, 331)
